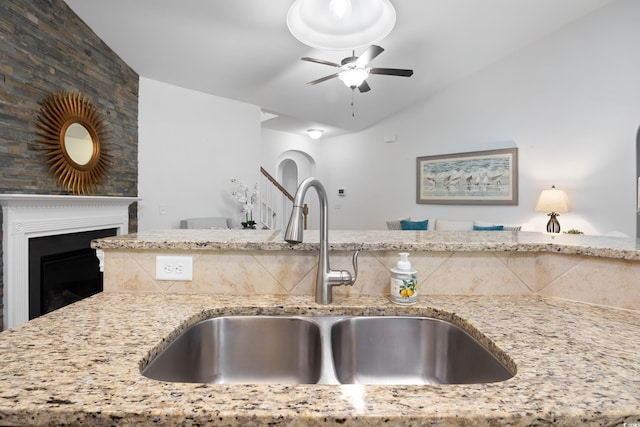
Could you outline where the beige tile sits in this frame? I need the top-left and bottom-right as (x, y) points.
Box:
(539, 257), (640, 310)
(183, 251), (287, 295)
(288, 266), (315, 296)
(126, 251), (159, 279)
(253, 251), (317, 292)
(103, 247), (633, 309)
(535, 253), (582, 292)
(356, 253), (394, 296)
(495, 252), (536, 292)
(103, 252), (162, 293)
(426, 252), (532, 295)
(121, 271), (167, 293)
(334, 251), (389, 296)
(373, 251), (452, 282)
(102, 252), (126, 291)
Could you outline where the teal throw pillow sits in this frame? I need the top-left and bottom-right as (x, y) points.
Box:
(473, 225), (504, 231)
(401, 219), (428, 230)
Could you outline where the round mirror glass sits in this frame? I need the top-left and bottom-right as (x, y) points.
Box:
(64, 122), (94, 166)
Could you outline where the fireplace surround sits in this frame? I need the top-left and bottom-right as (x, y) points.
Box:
(0, 194), (137, 329)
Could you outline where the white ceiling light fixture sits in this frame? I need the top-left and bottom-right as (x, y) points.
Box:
(307, 129), (324, 139)
(329, 0), (352, 19)
(287, 0), (396, 50)
(338, 67), (369, 89)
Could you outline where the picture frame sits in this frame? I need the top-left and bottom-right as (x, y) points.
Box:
(416, 148), (518, 205)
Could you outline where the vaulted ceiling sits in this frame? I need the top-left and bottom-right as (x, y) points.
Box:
(64, 0), (615, 138)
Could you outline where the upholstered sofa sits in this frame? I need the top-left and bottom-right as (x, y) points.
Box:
(386, 218), (521, 231)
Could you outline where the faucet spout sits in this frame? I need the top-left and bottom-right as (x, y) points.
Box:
(284, 177), (358, 304)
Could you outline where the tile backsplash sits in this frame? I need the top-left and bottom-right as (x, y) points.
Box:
(102, 249), (639, 312)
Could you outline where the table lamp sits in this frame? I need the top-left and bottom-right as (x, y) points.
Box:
(535, 185), (569, 233)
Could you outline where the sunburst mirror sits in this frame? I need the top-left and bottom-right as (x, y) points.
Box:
(35, 90), (110, 195)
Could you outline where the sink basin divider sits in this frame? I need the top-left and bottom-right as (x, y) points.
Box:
(313, 316), (345, 385)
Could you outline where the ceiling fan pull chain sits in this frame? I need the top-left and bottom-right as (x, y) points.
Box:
(351, 89), (356, 117)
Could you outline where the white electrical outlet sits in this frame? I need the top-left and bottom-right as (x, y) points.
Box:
(155, 256), (193, 281)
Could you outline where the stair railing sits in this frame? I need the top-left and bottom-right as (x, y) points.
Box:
(260, 167), (308, 230)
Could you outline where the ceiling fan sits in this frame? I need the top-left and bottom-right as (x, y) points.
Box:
(302, 45), (413, 93)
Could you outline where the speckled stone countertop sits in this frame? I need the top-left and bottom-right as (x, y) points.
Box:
(92, 229), (640, 260)
(0, 294), (638, 426)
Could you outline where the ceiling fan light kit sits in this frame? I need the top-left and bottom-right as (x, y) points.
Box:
(338, 68), (369, 89)
(287, 0), (396, 50)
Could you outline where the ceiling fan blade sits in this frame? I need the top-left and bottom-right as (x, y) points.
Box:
(358, 80), (371, 93)
(356, 45), (384, 67)
(369, 68), (414, 77)
(306, 73), (339, 85)
(301, 57), (341, 68)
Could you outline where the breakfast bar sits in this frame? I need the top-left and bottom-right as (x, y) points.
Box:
(0, 230), (638, 426)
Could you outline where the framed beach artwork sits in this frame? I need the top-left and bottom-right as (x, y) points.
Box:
(416, 148), (518, 205)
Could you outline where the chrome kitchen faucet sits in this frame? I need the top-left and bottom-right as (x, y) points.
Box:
(284, 177), (358, 304)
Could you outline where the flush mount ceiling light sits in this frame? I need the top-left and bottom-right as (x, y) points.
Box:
(307, 129), (324, 139)
(287, 0), (396, 50)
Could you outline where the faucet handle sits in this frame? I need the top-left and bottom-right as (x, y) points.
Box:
(350, 250), (359, 285)
(327, 250), (359, 287)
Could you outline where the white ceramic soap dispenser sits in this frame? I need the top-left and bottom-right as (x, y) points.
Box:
(390, 252), (418, 305)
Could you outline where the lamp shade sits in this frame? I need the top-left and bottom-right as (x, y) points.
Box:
(535, 185), (569, 213)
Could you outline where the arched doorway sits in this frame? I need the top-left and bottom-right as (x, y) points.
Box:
(280, 159), (298, 231)
(281, 159), (298, 198)
(277, 150), (317, 230)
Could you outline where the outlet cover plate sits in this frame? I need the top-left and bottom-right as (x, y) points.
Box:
(155, 255), (193, 281)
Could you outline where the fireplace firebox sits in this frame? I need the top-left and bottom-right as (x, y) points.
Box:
(28, 228), (117, 319)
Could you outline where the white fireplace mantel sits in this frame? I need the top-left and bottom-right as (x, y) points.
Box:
(0, 194), (138, 329)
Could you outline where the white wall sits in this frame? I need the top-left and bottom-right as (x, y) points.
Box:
(312, 0), (640, 235)
(138, 78), (261, 230)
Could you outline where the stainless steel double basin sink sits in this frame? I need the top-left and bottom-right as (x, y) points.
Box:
(142, 315), (515, 385)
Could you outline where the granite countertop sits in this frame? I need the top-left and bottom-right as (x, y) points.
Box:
(0, 293), (638, 426)
(92, 229), (640, 260)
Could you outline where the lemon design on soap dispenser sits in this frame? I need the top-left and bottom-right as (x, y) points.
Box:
(399, 278), (417, 298)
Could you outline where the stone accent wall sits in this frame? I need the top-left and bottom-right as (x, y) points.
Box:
(0, 0), (139, 329)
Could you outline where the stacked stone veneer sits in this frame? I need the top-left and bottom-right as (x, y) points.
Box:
(0, 0), (139, 328)
(102, 249), (640, 312)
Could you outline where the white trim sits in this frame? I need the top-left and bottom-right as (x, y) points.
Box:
(0, 194), (138, 329)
